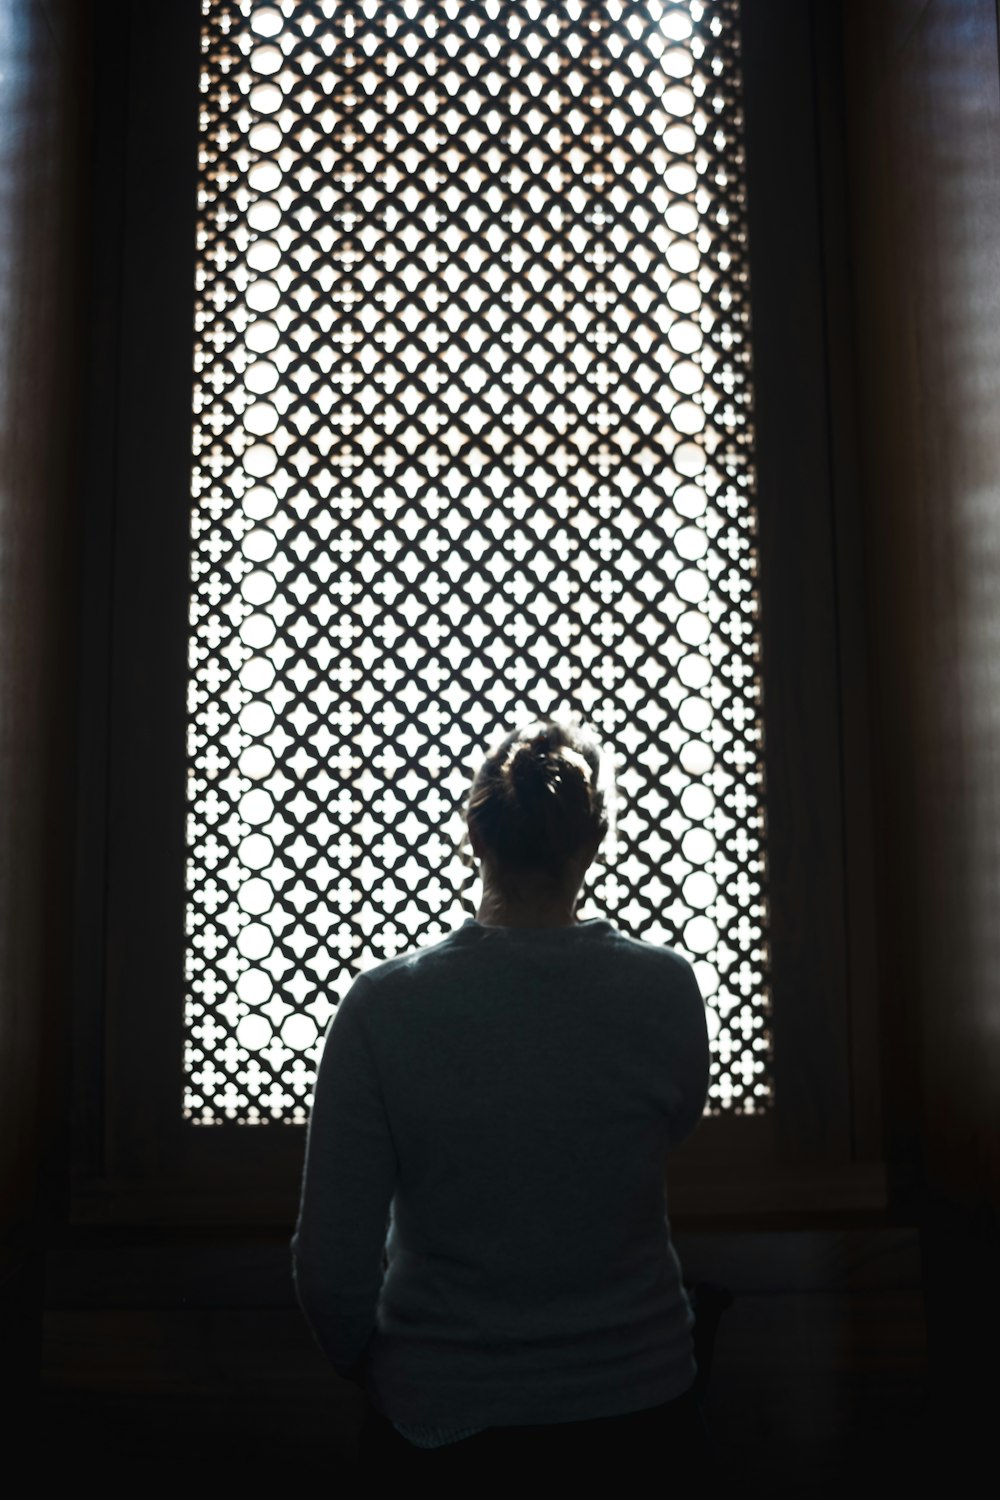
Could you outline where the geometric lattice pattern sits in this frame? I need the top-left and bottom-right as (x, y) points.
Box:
(184, 0), (771, 1124)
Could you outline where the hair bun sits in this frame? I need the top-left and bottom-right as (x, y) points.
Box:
(557, 746), (593, 783)
(464, 713), (615, 880)
(508, 742), (548, 794)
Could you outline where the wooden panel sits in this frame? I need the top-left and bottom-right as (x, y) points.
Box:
(69, 0), (131, 1193)
(739, 0), (853, 1167)
(808, 0), (886, 1168)
(0, 0), (93, 1421)
(42, 1225), (921, 1306)
(39, 1319), (361, 1478)
(39, 1228), (929, 1484)
(100, 0), (201, 1184)
(840, 0), (1000, 1437)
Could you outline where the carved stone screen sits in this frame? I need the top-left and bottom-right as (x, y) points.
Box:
(184, 0), (770, 1125)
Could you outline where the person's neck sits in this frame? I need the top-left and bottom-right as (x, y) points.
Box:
(475, 888), (580, 929)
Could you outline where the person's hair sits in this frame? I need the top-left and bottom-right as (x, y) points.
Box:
(460, 713), (617, 886)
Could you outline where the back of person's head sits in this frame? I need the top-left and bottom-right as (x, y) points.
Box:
(462, 713), (617, 886)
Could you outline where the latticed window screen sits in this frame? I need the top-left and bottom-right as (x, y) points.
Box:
(184, 0), (770, 1125)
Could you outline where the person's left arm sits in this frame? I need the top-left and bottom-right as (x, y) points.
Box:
(290, 973), (398, 1388)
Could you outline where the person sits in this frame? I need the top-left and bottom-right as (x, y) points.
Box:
(291, 714), (715, 1484)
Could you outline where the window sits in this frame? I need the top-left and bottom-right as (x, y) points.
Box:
(184, 0), (768, 1128)
(74, 0), (878, 1225)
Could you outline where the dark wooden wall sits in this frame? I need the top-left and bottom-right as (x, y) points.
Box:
(840, 0), (1000, 1436)
(1, 0), (997, 1490)
(0, 0), (91, 1433)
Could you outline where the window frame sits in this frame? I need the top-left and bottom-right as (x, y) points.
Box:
(70, 0), (885, 1230)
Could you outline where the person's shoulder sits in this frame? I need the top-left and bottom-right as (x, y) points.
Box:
(348, 926), (469, 998)
(605, 924), (698, 982)
(348, 922), (699, 1007)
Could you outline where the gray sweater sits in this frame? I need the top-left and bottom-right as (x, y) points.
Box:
(291, 916), (710, 1444)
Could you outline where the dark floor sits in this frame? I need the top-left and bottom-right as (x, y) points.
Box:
(25, 1383), (948, 1496)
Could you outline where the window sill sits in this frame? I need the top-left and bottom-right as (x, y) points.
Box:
(668, 1160), (888, 1229)
(66, 1159), (889, 1235)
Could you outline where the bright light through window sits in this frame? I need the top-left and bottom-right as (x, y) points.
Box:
(183, 0), (770, 1124)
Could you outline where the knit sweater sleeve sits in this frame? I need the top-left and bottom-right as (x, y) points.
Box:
(666, 954), (711, 1148)
(290, 974), (399, 1381)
